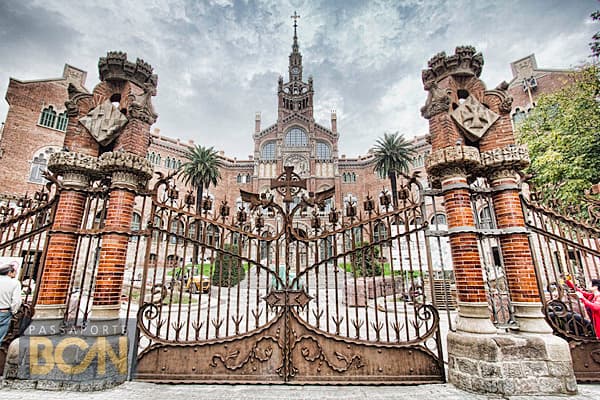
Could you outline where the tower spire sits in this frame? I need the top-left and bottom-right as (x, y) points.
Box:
(291, 11), (300, 52)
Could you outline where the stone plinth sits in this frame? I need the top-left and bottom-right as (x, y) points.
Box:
(345, 276), (404, 307)
(448, 331), (577, 396)
(3, 331), (129, 391)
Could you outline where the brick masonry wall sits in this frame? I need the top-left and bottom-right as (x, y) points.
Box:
(0, 80), (68, 197)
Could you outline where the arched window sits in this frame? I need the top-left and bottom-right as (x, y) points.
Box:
(170, 220), (185, 244)
(156, 154), (161, 166)
(431, 213), (447, 226)
(316, 141), (331, 159)
(29, 154), (48, 184)
(352, 172), (356, 182)
(479, 206), (493, 229)
(165, 157), (171, 168)
(261, 142), (276, 160)
(29, 147), (59, 184)
(207, 224), (220, 246)
(237, 174), (242, 183)
(246, 174), (251, 183)
(39, 106), (57, 128)
(177, 160), (181, 169)
(55, 111), (68, 131)
(285, 127), (308, 147)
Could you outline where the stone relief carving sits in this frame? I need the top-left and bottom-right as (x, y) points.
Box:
(127, 83), (158, 124)
(425, 145), (481, 179)
(421, 81), (451, 119)
(98, 150), (153, 179)
(65, 83), (92, 117)
(98, 51), (158, 90)
(480, 145), (530, 173)
(47, 151), (99, 175)
(98, 150), (154, 189)
(450, 96), (499, 141)
(284, 154), (309, 177)
(79, 99), (128, 146)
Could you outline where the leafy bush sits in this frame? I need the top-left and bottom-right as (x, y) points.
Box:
(351, 242), (382, 277)
(211, 244), (246, 287)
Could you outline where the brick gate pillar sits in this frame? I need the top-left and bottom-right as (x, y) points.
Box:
(90, 54), (157, 321)
(421, 47), (575, 396)
(480, 141), (550, 332)
(426, 147), (496, 333)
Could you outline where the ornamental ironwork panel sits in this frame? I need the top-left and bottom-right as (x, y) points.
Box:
(522, 192), (600, 383)
(132, 167), (447, 383)
(0, 176), (58, 374)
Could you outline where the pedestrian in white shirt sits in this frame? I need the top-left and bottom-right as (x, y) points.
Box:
(0, 262), (21, 343)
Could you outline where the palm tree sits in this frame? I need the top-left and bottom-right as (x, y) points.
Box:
(179, 145), (223, 264)
(372, 132), (415, 209)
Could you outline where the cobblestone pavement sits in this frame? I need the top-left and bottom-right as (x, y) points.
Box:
(1, 382), (600, 400)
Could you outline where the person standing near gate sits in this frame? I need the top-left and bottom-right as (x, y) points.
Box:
(0, 262), (21, 343)
(565, 276), (600, 339)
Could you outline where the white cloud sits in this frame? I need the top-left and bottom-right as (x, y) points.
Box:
(0, 0), (597, 158)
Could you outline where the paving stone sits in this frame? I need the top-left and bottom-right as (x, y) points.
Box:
(0, 382), (600, 399)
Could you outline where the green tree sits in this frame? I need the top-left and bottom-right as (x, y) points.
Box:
(212, 243), (246, 287)
(516, 65), (600, 209)
(372, 132), (415, 208)
(351, 242), (382, 277)
(179, 145), (223, 263)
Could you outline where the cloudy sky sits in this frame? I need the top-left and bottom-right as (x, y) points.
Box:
(0, 0), (597, 158)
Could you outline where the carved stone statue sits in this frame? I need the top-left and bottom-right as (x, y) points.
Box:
(420, 81), (450, 119)
(79, 99), (128, 146)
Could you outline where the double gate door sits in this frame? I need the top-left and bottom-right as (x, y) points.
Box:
(133, 170), (445, 383)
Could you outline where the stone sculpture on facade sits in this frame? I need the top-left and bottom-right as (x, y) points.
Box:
(450, 96), (499, 141)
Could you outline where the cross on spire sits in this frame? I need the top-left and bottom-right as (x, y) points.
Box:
(291, 11), (300, 36)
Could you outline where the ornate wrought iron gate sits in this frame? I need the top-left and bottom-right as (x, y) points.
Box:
(522, 192), (600, 382)
(133, 168), (445, 383)
(0, 182), (57, 373)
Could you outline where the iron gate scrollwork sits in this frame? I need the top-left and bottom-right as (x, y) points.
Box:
(522, 191), (600, 383)
(134, 167), (445, 383)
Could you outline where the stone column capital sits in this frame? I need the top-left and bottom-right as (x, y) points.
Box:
(98, 150), (153, 190)
(47, 151), (100, 189)
(480, 145), (530, 184)
(426, 145), (481, 182)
